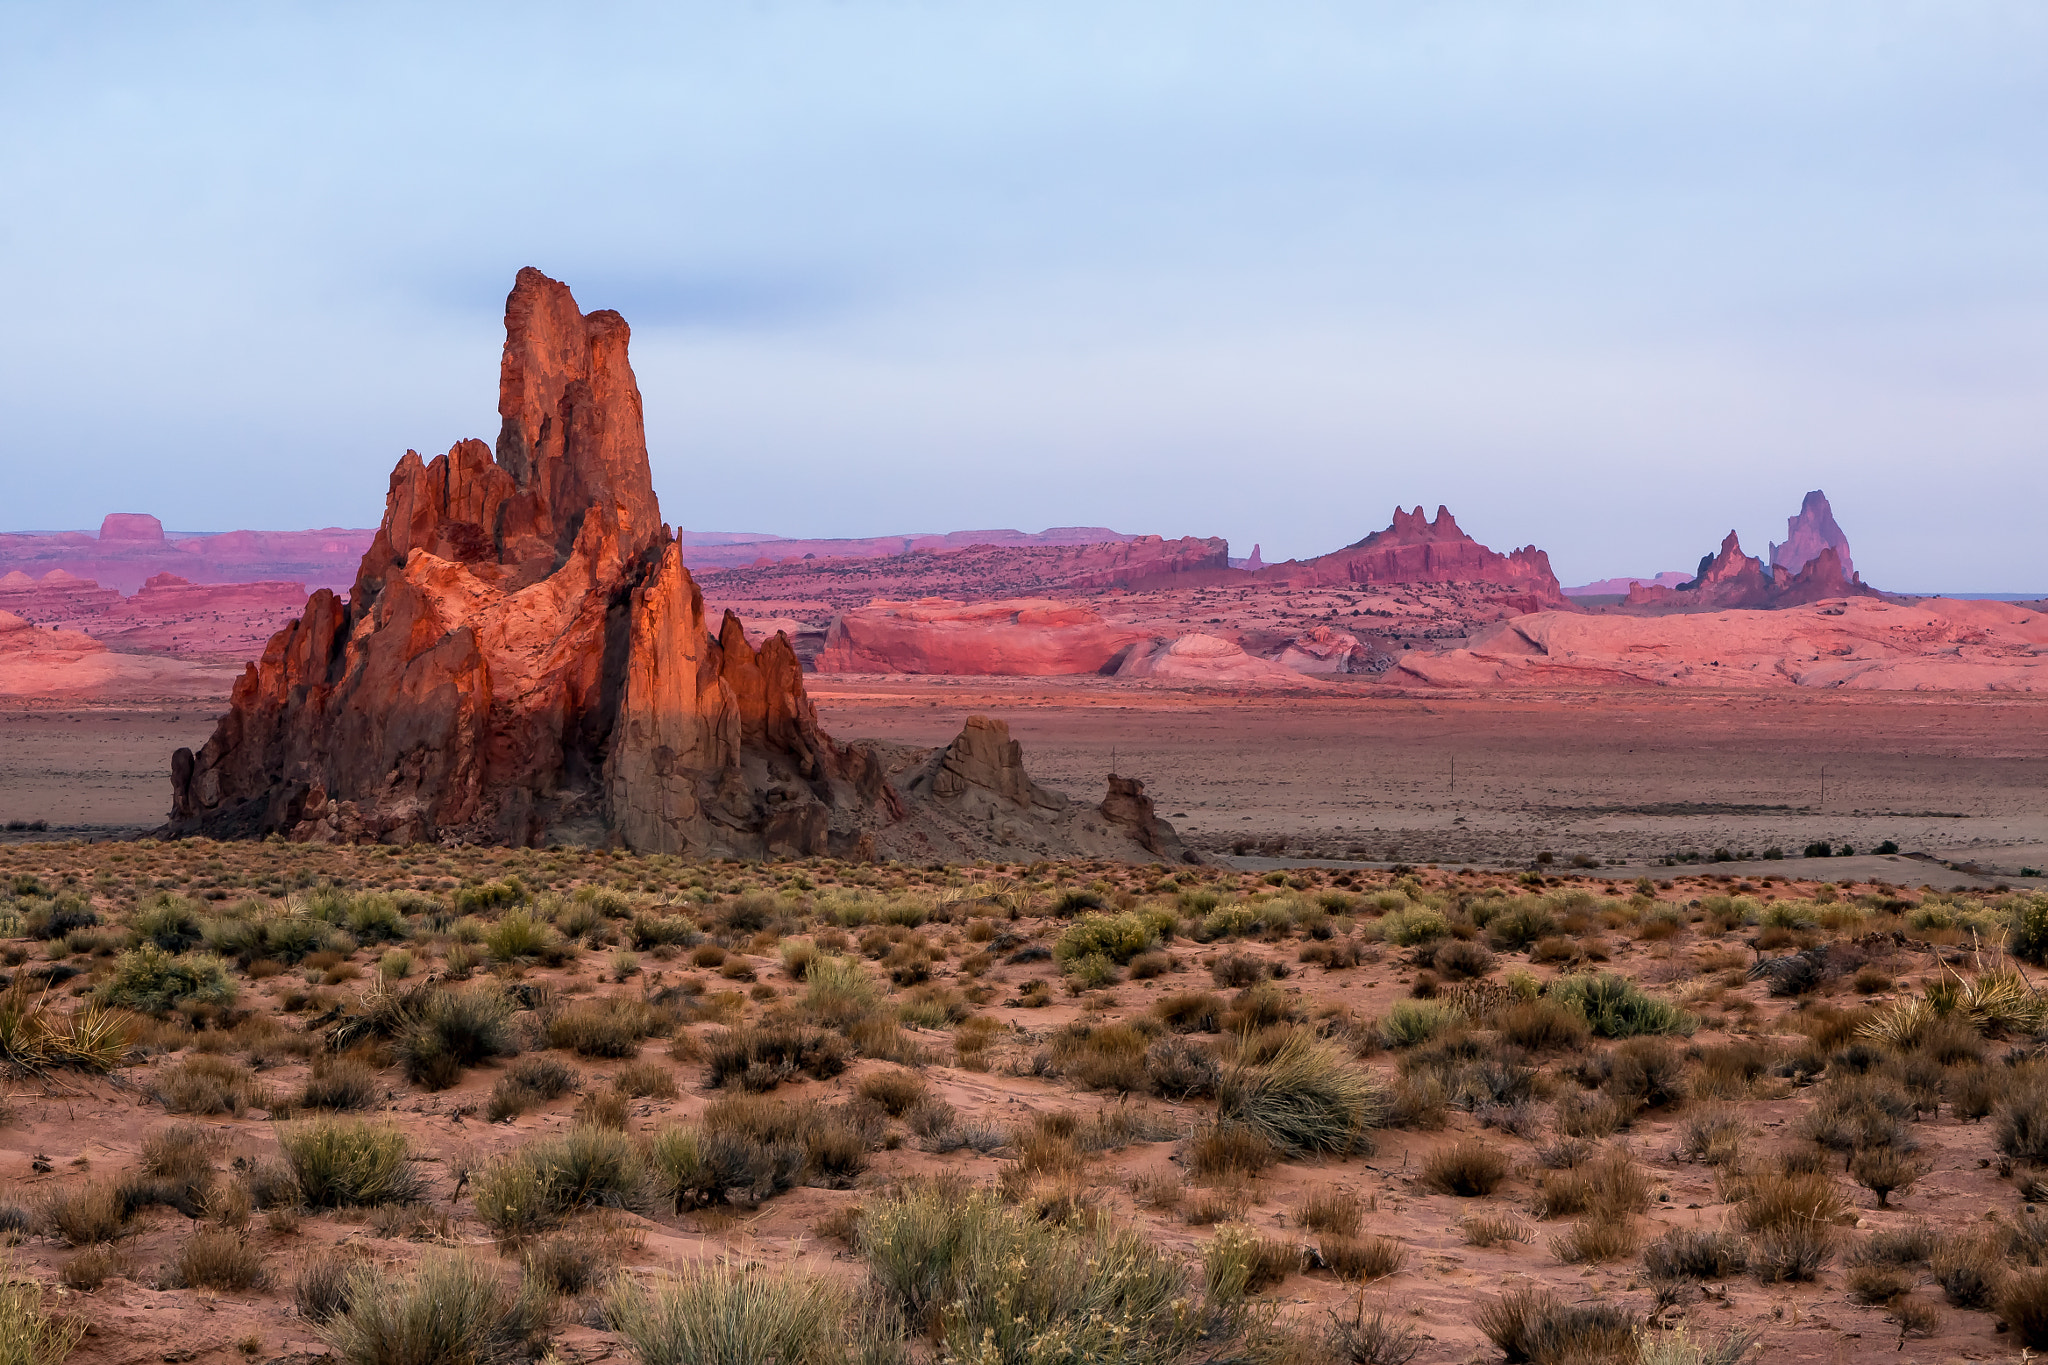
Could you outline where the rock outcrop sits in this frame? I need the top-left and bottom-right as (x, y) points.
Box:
(1273, 625), (1386, 675)
(163, 269), (1188, 864)
(816, 599), (1153, 675)
(1253, 506), (1564, 607)
(0, 611), (228, 700)
(99, 513), (166, 542)
(1625, 529), (1878, 612)
(0, 523), (374, 597)
(1392, 596), (2048, 692)
(0, 570), (121, 621)
(1771, 490), (1853, 578)
(1114, 633), (1309, 684)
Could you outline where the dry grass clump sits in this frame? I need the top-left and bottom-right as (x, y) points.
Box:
(472, 1123), (645, 1242)
(297, 1055), (379, 1111)
(704, 1024), (851, 1092)
(519, 1215), (644, 1296)
(1145, 1035), (1221, 1099)
(646, 1095), (873, 1212)
(1317, 1233), (1407, 1283)
(606, 1258), (893, 1365)
(1845, 1262), (1916, 1304)
(1153, 990), (1225, 1034)
(1478, 1287), (1634, 1364)
(546, 996), (659, 1058)
(1297, 1185), (1363, 1237)
(1929, 1230), (2002, 1308)
(2000, 1267), (2048, 1350)
(1217, 1030), (1386, 1156)
(856, 1068), (929, 1116)
(1203, 1223), (1300, 1296)
(487, 1053), (580, 1122)
(275, 1119), (422, 1209)
(151, 1054), (268, 1115)
(0, 1257), (85, 1365)
(0, 979), (132, 1074)
(1421, 1139), (1508, 1197)
(1462, 1211), (1536, 1247)
(41, 1181), (126, 1247)
(612, 1059), (679, 1100)
(1642, 1228), (1749, 1280)
(318, 1249), (548, 1365)
(169, 1229), (267, 1290)
(1549, 1218), (1641, 1265)
(1184, 1121), (1279, 1182)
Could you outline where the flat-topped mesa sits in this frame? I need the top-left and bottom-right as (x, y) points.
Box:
(164, 268), (1190, 864)
(1252, 504), (1564, 604)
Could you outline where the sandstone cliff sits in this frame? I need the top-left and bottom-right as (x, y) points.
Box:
(1625, 528), (1877, 612)
(1252, 506), (1564, 607)
(1771, 489), (1854, 578)
(164, 269), (1187, 864)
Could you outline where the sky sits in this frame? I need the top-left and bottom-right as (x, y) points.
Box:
(2, 2), (2044, 591)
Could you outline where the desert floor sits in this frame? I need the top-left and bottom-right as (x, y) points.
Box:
(6, 678), (2047, 891)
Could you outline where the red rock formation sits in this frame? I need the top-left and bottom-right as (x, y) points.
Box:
(0, 524), (376, 596)
(678, 526), (1139, 571)
(131, 573), (309, 612)
(164, 268), (1190, 864)
(816, 599), (1154, 675)
(169, 268), (832, 853)
(1625, 530), (1878, 612)
(99, 513), (165, 542)
(0, 570), (121, 621)
(0, 610), (226, 699)
(1771, 490), (1853, 578)
(1253, 506), (1564, 606)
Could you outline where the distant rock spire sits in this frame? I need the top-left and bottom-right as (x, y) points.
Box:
(1769, 490), (1853, 579)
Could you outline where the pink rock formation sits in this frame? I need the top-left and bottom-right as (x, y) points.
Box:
(0, 570), (121, 621)
(1771, 490), (1853, 578)
(1393, 597), (2048, 691)
(0, 611), (226, 699)
(1253, 506), (1564, 606)
(1273, 625), (1381, 674)
(131, 573), (310, 612)
(1114, 633), (1309, 684)
(0, 524), (377, 596)
(677, 526), (1140, 570)
(1626, 530), (1876, 612)
(816, 599), (1153, 675)
(1564, 572), (1691, 597)
(163, 269), (1189, 863)
(99, 513), (165, 542)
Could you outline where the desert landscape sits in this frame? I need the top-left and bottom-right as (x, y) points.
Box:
(0, 259), (2045, 1365)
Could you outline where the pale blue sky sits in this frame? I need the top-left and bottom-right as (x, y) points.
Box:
(3, 2), (2043, 588)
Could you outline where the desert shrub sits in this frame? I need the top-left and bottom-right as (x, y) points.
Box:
(1548, 973), (1694, 1038)
(1378, 999), (1464, 1049)
(318, 1249), (548, 1365)
(614, 1059), (679, 1100)
(61, 1243), (119, 1291)
(1846, 1262), (1916, 1304)
(1421, 1139), (1507, 1197)
(1218, 1031), (1386, 1156)
(1430, 939), (1495, 980)
(1733, 1170), (1845, 1233)
(1145, 1035), (1220, 1099)
(299, 1055), (379, 1111)
(1326, 1302), (1426, 1365)
(605, 1258), (882, 1365)
(1204, 1223), (1300, 1296)
(705, 1024), (851, 1092)
(97, 945), (237, 1017)
(1128, 949), (1172, 979)
(132, 895), (206, 952)
(1153, 990), (1224, 1034)
(1850, 1145), (1926, 1208)
(1056, 911), (1169, 966)
(482, 909), (555, 963)
(1998, 1074), (2048, 1163)
(473, 1124), (645, 1240)
(1689, 1039), (1780, 1100)
(0, 981), (133, 1074)
(860, 1182), (1207, 1358)
(1184, 1121), (1280, 1181)
(488, 1053), (581, 1122)
(547, 996), (659, 1058)
(23, 895), (97, 940)
(276, 1119), (422, 1209)
(1752, 1223), (1835, 1283)
(1298, 1185), (1363, 1237)
(1210, 952), (1265, 988)
(1318, 1234), (1407, 1283)
(1550, 1218), (1641, 1265)
(1677, 1107), (1748, 1167)
(1603, 1037), (1689, 1112)
(152, 1055), (267, 1116)
(170, 1229), (267, 1290)
(576, 1086), (631, 1130)
(0, 1261), (84, 1365)
(1851, 1220), (1938, 1267)
(1930, 1230), (2002, 1308)
(1643, 1228), (1749, 1281)
(1482, 901), (1558, 952)
(856, 1068), (928, 1117)
(520, 1219), (641, 1297)
(2014, 897), (2048, 966)
(648, 1097), (871, 1211)
(1478, 1288), (1634, 1364)
(390, 984), (513, 1090)
(801, 955), (883, 1030)
(41, 1181), (126, 1246)
(1046, 1021), (1151, 1093)
(1497, 999), (1590, 1051)
(1222, 980), (1304, 1032)
(2001, 1268), (2048, 1350)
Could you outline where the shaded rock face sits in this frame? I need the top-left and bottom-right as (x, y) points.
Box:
(1625, 528), (1877, 613)
(1254, 505), (1563, 606)
(1099, 773), (1187, 861)
(167, 268), (833, 854)
(1770, 489), (1854, 579)
(165, 268), (1188, 865)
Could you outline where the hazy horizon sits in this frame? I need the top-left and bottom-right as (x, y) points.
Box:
(5, 3), (2043, 592)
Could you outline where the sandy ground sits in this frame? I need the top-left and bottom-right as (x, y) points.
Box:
(6, 678), (2048, 887)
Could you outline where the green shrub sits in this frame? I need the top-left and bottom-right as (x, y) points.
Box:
(318, 1249), (548, 1365)
(706, 1025), (851, 1091)
(1548, 973), (1696, 1038)
(483, 909), (556, 962)
(1055, 911), (1172, 965)
(1379, 999), (1465, 1049)
(97, 945), (237, 1016)
(1217, 1031), (1387, 1156)
(276, 1119), (422, 1208)
(131, 894), (205, 952)
(0, 1259), (84, 1365)
(802, 956), (882, 1030)
(2015, 897), (2048, 967)
(1377, 906), (1449, 947)
(392, 984), (513, 1089)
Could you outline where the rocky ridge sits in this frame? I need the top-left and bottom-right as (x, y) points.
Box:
(163, 269), (1187, 862)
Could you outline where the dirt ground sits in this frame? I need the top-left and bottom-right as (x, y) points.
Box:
(6, 679), (2047, 891)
